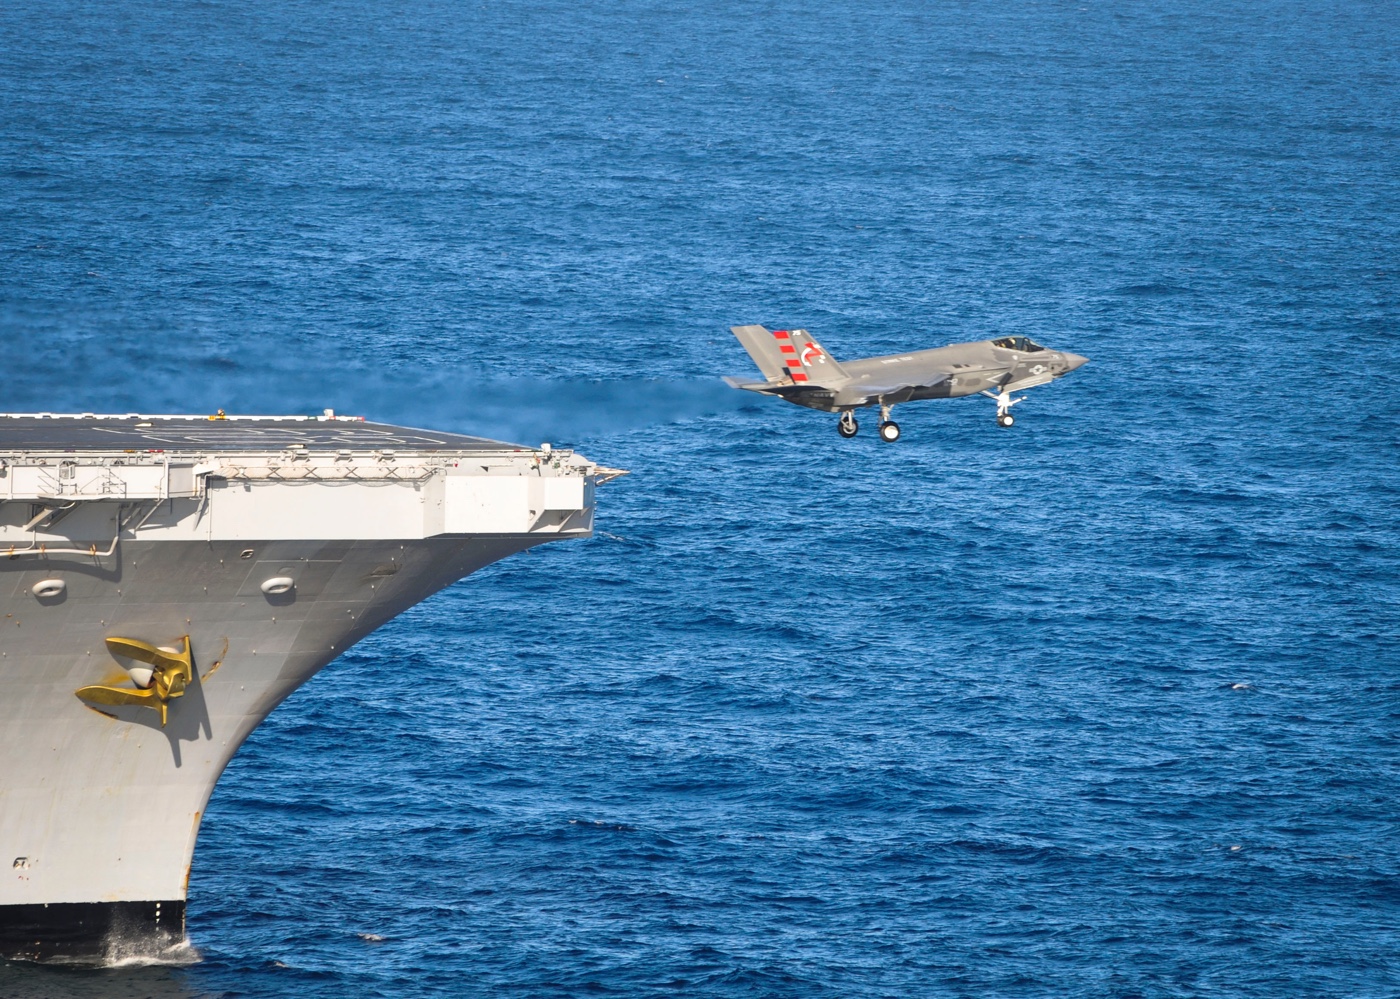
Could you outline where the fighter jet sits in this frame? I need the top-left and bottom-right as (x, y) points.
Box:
(724, 325), (1088, 441)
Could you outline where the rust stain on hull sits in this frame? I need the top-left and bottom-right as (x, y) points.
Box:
(200, 638), (230, 680)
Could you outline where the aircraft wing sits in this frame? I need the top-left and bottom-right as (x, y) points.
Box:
(840, 373), (951, 404)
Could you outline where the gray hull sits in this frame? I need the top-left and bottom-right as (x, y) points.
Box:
(0, 416), (613, 962)
(1, 535), (531, 963)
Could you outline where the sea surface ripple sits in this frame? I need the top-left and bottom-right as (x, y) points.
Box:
(1, 1), (1398, 996)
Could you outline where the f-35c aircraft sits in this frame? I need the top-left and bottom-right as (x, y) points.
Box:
(724, 325), (1088, 441)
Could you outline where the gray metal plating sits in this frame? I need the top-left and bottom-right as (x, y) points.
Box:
(0, 414), (620, 962)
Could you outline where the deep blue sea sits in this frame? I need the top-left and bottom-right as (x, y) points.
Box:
(3, 1), (1399, 996)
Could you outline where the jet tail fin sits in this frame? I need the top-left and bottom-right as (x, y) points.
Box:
(782, 329), (850, 385)
(730, 325), (788, 382)
(729, 325), (851, 387)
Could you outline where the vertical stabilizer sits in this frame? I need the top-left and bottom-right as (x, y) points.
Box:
(730, 326), (851, 386)
(779, 329), (850, 386)
(730, 325), (787, 382)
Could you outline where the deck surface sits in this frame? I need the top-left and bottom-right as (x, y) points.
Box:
(0, 416), (513, 452)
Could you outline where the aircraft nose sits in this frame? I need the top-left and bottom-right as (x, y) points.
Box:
(1061, 352), (1089, 372)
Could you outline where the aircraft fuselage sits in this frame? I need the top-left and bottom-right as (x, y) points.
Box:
(779, 340), (1086, 412)
(724, 326), (1087, 436)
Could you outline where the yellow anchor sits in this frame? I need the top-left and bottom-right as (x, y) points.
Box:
(75, 636), (194, 727)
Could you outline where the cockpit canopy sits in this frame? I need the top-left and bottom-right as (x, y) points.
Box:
(991, 336), (1046, 353)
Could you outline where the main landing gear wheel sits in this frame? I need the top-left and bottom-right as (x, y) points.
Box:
(837, 413), (859, 438)
(878, 421), (901, 442)
(997, 413), (1015, 428)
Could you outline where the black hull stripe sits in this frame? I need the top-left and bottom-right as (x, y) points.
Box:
(0, 901), (186, 964)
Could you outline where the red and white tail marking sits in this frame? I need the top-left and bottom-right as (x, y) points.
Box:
(772, 329), (809, 382)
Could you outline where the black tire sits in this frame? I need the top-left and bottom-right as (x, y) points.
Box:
(878, 421), (901, 442)
(997, 413), (1015, 428)
(838, 417), (859, 438)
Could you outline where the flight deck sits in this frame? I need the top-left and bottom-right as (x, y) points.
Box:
(0, 414), (512, 453)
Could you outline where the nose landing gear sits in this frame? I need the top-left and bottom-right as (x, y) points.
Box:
(981, 387), (1025, 428)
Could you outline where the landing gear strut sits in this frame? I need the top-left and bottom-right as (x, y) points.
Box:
(877, 403), (901, 443)
(981, 387), (1025, 428)
(837, 411), (859, 438)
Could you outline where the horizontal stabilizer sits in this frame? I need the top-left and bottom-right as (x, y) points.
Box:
(723, 375), (780, 392)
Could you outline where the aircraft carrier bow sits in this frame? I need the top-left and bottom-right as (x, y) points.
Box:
(0, 413), (621, 963)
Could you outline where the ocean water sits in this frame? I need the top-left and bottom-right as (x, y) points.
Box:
(3, 0), (1399, 996)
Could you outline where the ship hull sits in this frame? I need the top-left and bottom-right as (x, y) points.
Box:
(0, 415), (612, 962)
(0, 534), (536, 963)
